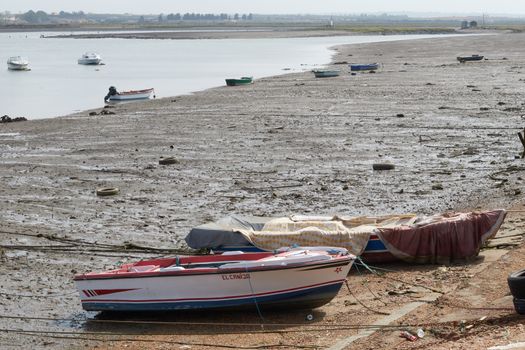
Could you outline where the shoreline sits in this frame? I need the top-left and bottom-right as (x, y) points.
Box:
(2, 32), (467, 121)
(44, 27), (459, 40)
(2, 32), (525, 349)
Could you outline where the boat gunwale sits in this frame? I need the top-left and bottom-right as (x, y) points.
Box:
(116, 88), (154, 95)
(74, 255), (354, 281)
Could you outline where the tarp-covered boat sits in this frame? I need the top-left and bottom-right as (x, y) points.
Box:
(74, 247), (355, 312)
(185, 210), (506, 264)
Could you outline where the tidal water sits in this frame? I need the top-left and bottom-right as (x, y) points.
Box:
(0, 31), (454, 119)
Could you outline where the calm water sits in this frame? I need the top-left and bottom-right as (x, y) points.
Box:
(1, 31), (454, 119)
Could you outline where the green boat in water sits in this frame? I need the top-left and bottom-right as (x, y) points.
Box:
(225, 76), (253, 86)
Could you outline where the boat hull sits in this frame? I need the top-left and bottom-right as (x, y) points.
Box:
(75, 253), (353, 312)
(78, 58), (102, 65)
(225, 77), (253, 86)
(312, 70), (340, 78)
(108, 88), (154, 101)
(350, 64), (379, 71)
(457, 55), (484, 63)
(78, 281), (345, 312)
(7, 63), (29, 70)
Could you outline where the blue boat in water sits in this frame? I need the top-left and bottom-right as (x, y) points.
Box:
(350, 63), (379, 71)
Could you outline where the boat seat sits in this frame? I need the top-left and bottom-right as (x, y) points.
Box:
(221, 251), (245, 255)
(160, 266), (186, 272)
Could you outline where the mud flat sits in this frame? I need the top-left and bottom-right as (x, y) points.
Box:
(2, 33), (525, 349)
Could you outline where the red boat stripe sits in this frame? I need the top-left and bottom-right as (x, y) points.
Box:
(92, 289), (138, 296)
(83, 289), (138, 297)
(81, 279), (345, 303)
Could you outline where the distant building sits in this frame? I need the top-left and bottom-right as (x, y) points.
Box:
(461, 21), (469, 29)
(469, 20), (478, 28)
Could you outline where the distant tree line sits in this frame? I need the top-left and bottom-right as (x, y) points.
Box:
(19, 10), (86, 23)
(6, 10), (525, 27)
(11, 10), (254, 24)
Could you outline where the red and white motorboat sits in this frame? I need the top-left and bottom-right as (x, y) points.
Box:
(74, 247), (355, 312)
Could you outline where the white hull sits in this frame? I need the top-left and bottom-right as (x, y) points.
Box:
(75, 248), (354, 311)
(108, 89), (154, 101)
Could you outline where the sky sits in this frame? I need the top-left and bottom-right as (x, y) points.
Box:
(2, 0), (524, 16)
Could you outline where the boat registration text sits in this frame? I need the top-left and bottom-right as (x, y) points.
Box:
(222, 273), (251, 280)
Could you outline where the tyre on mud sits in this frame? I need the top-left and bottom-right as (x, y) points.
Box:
(96, 187), (120, 196)
(508, 269), (525, 299)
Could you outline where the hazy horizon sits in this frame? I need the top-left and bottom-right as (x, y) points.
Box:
(1, 0), (524, 16)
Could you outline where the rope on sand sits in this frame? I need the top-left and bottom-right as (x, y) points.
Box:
(0, 328), (317, 349)
(0, 229), (199, 255)
(354, 258), (445, 294)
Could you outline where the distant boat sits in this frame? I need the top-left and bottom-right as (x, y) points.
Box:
(350, 63), (379, 71)
(312, 69), (340, 78)
(104, 86), (154, 102)
(7, 56), (29, 71)
(78, 52), (102, 65)
(225, 77), (253, 86)
(457, 54), (484, 63)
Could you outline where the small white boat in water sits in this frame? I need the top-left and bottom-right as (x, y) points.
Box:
(104, 86), (155, 102)
(74, 247), (355, 311)
(7, 56), (29, 70)
(78, 52), (102, 65)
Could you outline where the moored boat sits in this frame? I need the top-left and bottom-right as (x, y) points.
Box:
(78, 52), (102, 65)
(74, 247), (355, 311)
(104, 86), (154, 102)
(7, 56), (29, 71)
(185, 210), (506, 264)
(312, 69), (340, 78)
(350, 63), (379, 71)
(457, 54), (484, 63)
(225, 77), (253, 86)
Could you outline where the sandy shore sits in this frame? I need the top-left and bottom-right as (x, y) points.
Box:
(2, 33), (525, 349)
(45, 27), (457, 40)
